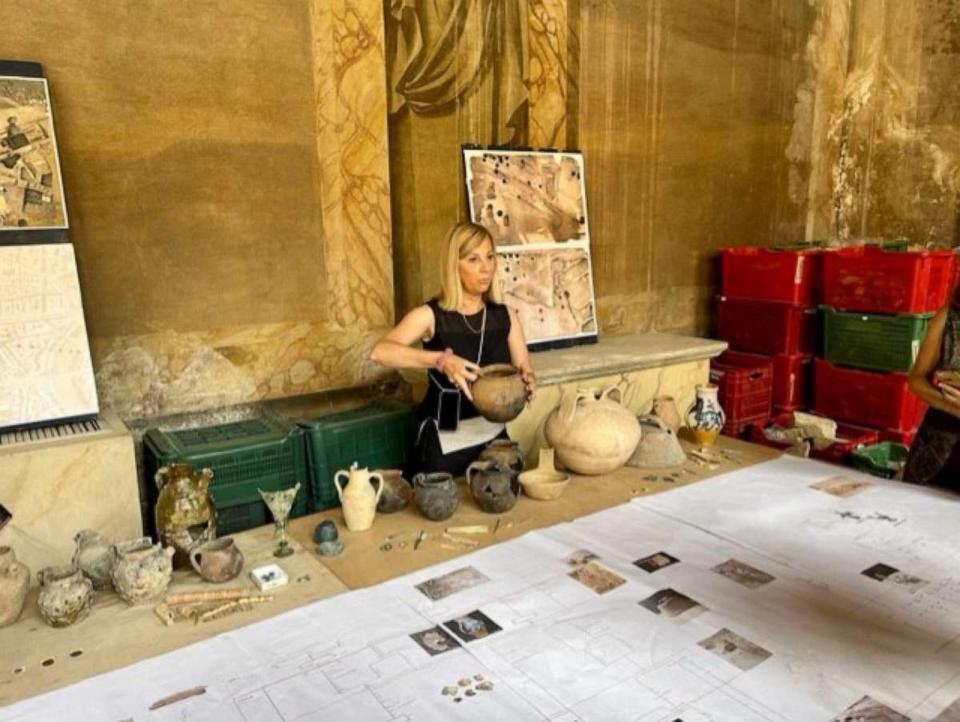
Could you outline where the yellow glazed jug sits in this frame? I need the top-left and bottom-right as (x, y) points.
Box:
(334, 463), (384, 532)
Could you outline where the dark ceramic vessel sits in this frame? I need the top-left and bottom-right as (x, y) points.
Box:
(466, 460), (520, 514)
(413, 472), (459, 521)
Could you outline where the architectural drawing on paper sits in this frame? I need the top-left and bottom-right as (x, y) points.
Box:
(496, 247), (597, 344)
(0, 76), (68, 230)
(0, 244), (98, 430)
(463, 150), (587, 247)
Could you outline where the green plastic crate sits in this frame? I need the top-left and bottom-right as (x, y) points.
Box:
(849, 442), (909, 479)
(821, 306), (932, 372)
(143, 417), (309, 537)
(299, 400), (416, 512)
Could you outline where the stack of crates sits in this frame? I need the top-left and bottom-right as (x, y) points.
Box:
(142, 416), (310, 537)
(710, 352), (774, 436)
(714, 247), (821, 435)
(298, 399), (416, 512)
(813, 246), (956, 446)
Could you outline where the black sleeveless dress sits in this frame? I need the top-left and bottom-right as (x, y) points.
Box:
(410, 298), (512, 477)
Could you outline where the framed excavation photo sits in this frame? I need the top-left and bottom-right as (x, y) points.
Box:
(0, 74), (69, 233)
(463, 148), (598, 350)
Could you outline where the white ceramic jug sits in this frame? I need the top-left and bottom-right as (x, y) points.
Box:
(334, 463), (384, 532)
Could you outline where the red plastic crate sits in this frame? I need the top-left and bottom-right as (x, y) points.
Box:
(876, 427), (919, 446)
(812, 359), (926, 432)
(720, 247), (822, 305)
(711, 353), (773, 437)
(718, 350), (812, 412)
(822, 246), (956, 313)
(716, 297), (818, 355)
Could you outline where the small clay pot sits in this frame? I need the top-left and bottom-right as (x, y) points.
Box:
(73, 530), (115, 591)
(413, 472), (459, 521)
(466, 460), (520, 514)
(190, 537), (244, 583)
(478, 439), (523, 476)
(375, 469), (413, 513)
(471, 364), (527, 423)
(37, 565), (93, 628)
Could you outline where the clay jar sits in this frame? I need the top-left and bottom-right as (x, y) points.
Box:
(544, 386), (642, 475)
(334, 465), (383, 532)
(652, 395), (682, 434)
(112, 537), (175, 605)
(629, 416), (686, 468)
(190, 537), (244, 583)
(37, 565), (93, 628)
(466, 460), (520, 514)
(478, 439), (524, 477)
(154, 463), (216, 569)
(375, 469), (413, 514)
(685, 384), (726, 446)
(413, 472), (459, 521)
(73, 530), (115, 590)
(0, 546), (30, 627)
(471, 364), (526, 423)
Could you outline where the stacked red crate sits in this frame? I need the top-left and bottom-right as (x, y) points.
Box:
(813, 247), (955, 445)
(710, 352), (774, 437)
(715, 248), (819, 424)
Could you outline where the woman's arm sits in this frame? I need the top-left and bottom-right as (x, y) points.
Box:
(506, 306), (536, 400)
(369, 305), (480, 399)
(908, 305), (960, 416)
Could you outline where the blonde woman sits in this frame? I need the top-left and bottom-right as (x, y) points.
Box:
(371, 222), (535, 475)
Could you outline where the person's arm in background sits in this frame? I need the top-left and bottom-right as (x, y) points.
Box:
(506, 306), (536, 401)
(908, 305), (960, 416)
(370, 305), (479, 400)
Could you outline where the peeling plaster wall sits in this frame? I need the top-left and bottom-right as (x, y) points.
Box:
(804, 0), (960, 245)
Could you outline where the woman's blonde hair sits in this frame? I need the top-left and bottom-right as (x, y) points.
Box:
(437, 222), (502, 310)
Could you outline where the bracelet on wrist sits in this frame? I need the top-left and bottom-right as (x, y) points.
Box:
(435, 347), (453, 372)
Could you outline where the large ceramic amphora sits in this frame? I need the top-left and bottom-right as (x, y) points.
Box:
(37, 565), (93, 628)
(112, 537), (174, 605)
(684, 384), (726, 446)
(0, 546), (30, 627)
(334, 464), (384, 532)
(544, 386), (642, 475)
(155, 463), (216, 568)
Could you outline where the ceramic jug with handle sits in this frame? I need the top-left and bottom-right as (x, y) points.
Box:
(334, 463), (384, 532)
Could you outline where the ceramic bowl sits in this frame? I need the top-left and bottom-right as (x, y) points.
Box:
(518, 469), (570, 501)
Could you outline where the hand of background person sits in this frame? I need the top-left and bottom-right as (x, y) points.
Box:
(442, 355), (479, 401)
(521, 368), (536, 403)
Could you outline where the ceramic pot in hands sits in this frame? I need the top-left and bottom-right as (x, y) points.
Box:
(544, 386), (642, 475)
(0, 546), (29, 627)
(37, 565), (93, 628)
(190, 537), (244, 583)
(472, 364), (527, 423)
(413, 472), (459, 521)
(111, 537), (175, 605)
(375, 469), (413, 514)
(334, 464), (383, 532)
(466, 460), (520, 514)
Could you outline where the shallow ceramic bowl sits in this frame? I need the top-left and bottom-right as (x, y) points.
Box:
(518, 469), (570, 501)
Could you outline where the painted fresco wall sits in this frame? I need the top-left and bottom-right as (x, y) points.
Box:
(4, 1), (394, 419)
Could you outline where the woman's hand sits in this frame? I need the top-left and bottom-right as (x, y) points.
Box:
(940, 382), (960, 410)
(521, 368), (536, 403)
(442, 355), (479, 401)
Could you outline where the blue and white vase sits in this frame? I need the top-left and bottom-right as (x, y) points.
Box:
(685, 384), (726, 445)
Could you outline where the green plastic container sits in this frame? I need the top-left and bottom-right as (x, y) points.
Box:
(142, 417), (309, 537)
(849, 442), (910, 479)
(299, 400), (416, 512)
(821, 306), (932, 372)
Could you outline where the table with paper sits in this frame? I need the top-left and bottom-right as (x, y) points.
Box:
(4, 455), (960, 721)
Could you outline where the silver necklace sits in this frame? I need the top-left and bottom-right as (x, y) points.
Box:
(460, 304), (486, 334)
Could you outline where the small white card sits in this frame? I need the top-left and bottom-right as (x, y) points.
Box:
(250, 563), (288, 591)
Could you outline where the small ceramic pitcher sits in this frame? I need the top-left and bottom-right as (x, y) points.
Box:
(0, 546), (30, 627)
(685, 384), (726, 445)
(190, 537), (244, 583)
(334, 464), (384, 532)
(413, 472), (459, 521)
(37, 565), (93, 628)
(73, 530), (115, 590)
